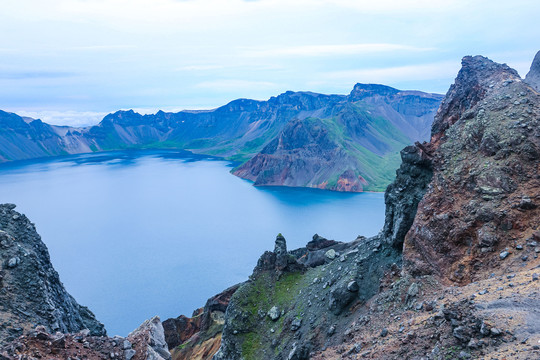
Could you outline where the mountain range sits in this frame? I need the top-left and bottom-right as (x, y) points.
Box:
(0, 84), (442, 192)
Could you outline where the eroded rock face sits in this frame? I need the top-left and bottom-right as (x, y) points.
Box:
(403, 55), (540, 283)
(163, 284), (240, 360)
(213, 229), (402, 360)
(129, 316), (171, 360)
(0, 203), (105, 345)
(382, 144), (433, 249)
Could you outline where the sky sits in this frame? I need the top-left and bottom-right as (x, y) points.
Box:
(1, 0), (539, 126)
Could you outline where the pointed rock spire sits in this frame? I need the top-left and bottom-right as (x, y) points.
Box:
(525, 50), (540, 91)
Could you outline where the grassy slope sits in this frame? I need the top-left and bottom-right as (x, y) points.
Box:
(303, 102), (414, 192)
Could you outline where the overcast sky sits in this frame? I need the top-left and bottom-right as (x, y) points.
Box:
(1, 0), (539, 126)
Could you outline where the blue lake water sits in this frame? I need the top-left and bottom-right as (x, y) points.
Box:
(0, 150), (385, 336)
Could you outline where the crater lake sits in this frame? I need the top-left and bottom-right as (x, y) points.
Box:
(0, 150), (385, 335)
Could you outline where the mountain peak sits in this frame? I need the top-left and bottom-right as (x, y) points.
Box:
(431, 55), (521, 142)
(525, 50), (540, 91)
(348, 83), (399, 100)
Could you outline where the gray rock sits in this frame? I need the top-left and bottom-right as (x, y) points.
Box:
(7, 256), (20, 268)
(267, 306), (280, 321)
(325, 249), (336, 260)
(290, 318), (302, 331)
(124, 349), (136, 360)
(122, 339), (132, 350)
(287, 342), (310, 360)
(453, 326), (471, 343)
(533, 273), (539, 281)
(327, 325), (336, 336)
(274, 234), (287, 256)
(380, 328), (388, 337)
(347, 281), (359, 292)
(525, 50), (540, 91)
(499, 251), (510, 260)
(128, 316), (171, 360)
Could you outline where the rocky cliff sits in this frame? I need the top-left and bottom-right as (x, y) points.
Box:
(0, 203), (173, 360)
(233, 85), (442, 192)
(0, 203), (105, 345)
(163, 284), (240, 360)
(403, 55), (540, 284)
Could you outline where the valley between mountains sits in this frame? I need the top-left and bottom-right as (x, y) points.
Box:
(1, 51), (540, 360)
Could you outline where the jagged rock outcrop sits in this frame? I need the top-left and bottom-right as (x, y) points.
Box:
(129, 316), (172, 360)
(164, 284), (240, 360)
(382, 144), (433, 249)
(402, 55), (540, 283)
(1, 316), (172, 360)
(213, 229), (403, 360)
(0, 203), (105, 345)
(524, 50), (540, 91)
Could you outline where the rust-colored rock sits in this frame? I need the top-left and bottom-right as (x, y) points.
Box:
(164, 284), (240, 360)
(0, 316), (171, 360)
(402, 55), (540, 284)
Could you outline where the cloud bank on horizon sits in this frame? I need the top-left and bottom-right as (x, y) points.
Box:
(1, 0), (539, 126)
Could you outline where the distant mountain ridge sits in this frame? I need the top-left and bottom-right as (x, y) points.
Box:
(234, 84), (443, 191)
(0, 84), (443, 191)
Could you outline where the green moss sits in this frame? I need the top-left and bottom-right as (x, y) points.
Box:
(241, 331), (262, 360)
(176, 340), (190, 350)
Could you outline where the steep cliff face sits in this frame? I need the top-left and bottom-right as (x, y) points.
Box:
(403, 55), (540, 283)
(0, 204), (173, 359)
(233, 85), (442, 192)
(0, 203), (105, 345)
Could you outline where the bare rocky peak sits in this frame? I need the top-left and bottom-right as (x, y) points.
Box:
(525, 50), (540, 91)
(403, 53), (540, 283)
(431, 55), (521, 144)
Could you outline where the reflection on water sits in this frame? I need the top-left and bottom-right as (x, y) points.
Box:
(0, 150), (385, 336)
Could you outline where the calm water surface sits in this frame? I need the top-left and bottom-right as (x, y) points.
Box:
(0, 150), (385, 335)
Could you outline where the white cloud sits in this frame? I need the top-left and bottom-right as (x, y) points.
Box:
(11, 110), (108, 127)
(242, 43), (435, 58)
(319, 61), (461, 87)
(195, 79), (279, 91)
(176, 64), (225, 71)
